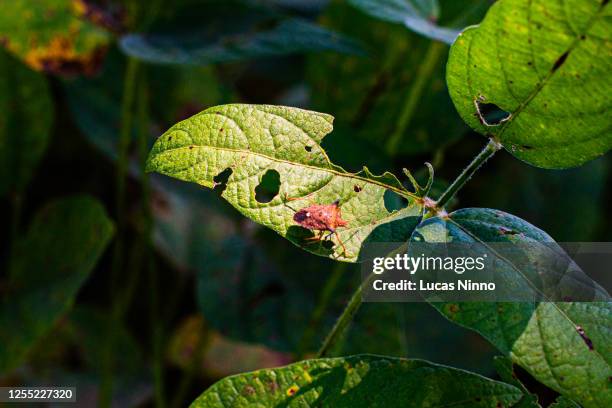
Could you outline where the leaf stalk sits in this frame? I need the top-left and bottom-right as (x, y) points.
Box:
(434, 138), (502, 211)
(317, 272), (376, 358)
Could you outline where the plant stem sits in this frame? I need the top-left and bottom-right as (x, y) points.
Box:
(99, 57), (140, 408)
(386, 41), (446, 155)
(298, 263), (346, 359)
(435, 138), (502, 210)
(317, 272), (376, 358)
(9, 193), (22, 258)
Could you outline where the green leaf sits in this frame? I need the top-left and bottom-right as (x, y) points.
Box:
(146, 104), (424, 261)
(0, 195), (114, 374)
(446, 0), (612, 169)
(190, 355), (523, 407)
(550, 396), (581, 408)
(412, 208), (611, 407)
(0, 49), (53, 196)
(493, 356), (541, 408)
(0, 0), (111, 75)
(348, 0), (460, 44)
(119, 18), (363, 66)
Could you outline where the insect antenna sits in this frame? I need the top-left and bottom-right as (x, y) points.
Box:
(282, 193), (299, 213)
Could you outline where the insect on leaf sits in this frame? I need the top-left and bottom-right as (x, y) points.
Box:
(190, 355), (523, 407)
(146, 104), (425, 262)
(446, 0), (612, 168)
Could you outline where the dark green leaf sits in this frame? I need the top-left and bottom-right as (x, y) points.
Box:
(446, 0), (612, 168)
(191, 355), (522, 407)
(0, 50), (53, 195)
(0, 196), (114, 374)
(412, 208), (611, 407)
(120, 19), (363, 66)
(493, 356), (541, 408)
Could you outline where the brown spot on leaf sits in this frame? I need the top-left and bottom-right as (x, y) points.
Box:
(242, 385), (255, 396)
(286, 384), (299, 396)
(552, 51), (570, 72)
(576, 325), (594, 350)
(354, 185), (362, 193)
(25, 35), (107, 76)
(266, 380), (279, 393)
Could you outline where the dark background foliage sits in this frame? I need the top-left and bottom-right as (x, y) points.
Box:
(0, 0), (610, 406)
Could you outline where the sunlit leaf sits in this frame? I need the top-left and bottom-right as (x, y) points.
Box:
(446, 0), (612, 168)
(0, 0), (112, 75)
(146, 104), (424, 261)
(413, 208), (611, 407)
(0, 50), (53, 196)
(191, 355), (522, 407)
(0, 196), (114, 374)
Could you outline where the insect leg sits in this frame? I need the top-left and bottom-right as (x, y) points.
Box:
(304, 230), (324, 242)
(326, 228), (350, 258)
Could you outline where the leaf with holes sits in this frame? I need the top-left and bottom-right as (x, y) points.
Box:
(190, 355), (523, 407)
(0, 49), (53, 196)
(0, 0), (112, 76)
(447, 0), (612, 168)
(0, 195), (114, 374)
(412, 208), (611, 407)
(146, 104), (425, 262)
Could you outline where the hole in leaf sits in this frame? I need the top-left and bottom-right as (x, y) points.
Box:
(255, 169), (281, 203)
(383, 190), (408, 213)
(354, 185), (362, 193)
(304, 145), (312, 152)
(213, 168), (233, 195)
(474, 99), (511, 126)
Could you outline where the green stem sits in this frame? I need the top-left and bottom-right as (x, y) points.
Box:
(386, 41), (446, 155)
(435, 138), (502, 210)
(298, 263), (346, 359)
(9, 193), (22, 254)
(99, 58), (140, 408)
(317, 272), (376, 358)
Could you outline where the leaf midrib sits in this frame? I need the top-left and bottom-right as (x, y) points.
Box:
(447, 216), (610, 370)
(152, 143), (420, 200)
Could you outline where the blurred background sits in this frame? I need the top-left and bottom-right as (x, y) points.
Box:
(1, 0), (610, 406)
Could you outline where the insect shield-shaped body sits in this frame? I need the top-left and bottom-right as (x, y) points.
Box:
(292, 200), (349, 256)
